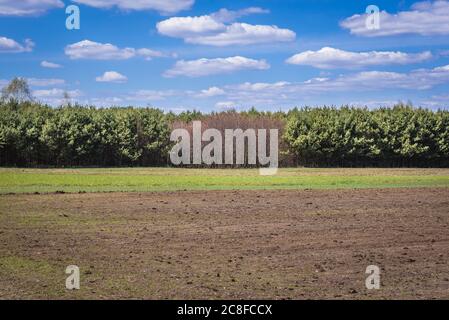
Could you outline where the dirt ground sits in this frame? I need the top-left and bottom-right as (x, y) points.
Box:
(0, 188), (448, 300)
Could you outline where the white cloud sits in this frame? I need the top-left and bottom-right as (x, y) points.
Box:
(210, 7), (269, 23)
(34, 88), (82, 98)
(0, 78), (65, 88)
(341, 0), (449, 37)
(434, 65), (449, 72)
(164, 56), (270, 77)
(197, 86), (225, 97)
(157, 9), (295, 46)
(65, 40), (134, 60)
(27, 78), (65, 86)
(430, 94), (449, 100)
(296, 65), (449, 91)
(0, 37), (34, 53)
(65, 40), (167, 60)
(303, 77), (329, 84)
(28, 63), (449, 108)
(188, 23), (296, 46)
(0, 0), (63, 16)
(421, 94), (449, 108)
(157, 15), (226, 38)
(286, 47), (433, 69)
(69, 89), (181, 106)
(41, 60), (62, 68)
(235, 81), (291, 92)
(215, 101), (237, 110)
(136, 48), (166, 60)
(33, 88), (83, 105)
(72, 0), (194, 14)
(198, 64), (449, 107)
(96, 71), (128, 83)
(125, 90), (176, 101)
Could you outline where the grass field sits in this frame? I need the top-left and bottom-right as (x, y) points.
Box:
(1, 167), (449, 194)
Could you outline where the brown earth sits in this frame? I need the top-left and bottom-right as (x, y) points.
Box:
(0, 188), (448, 300)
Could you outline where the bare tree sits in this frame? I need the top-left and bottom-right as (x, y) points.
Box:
(62, 91), (71, 106)
(1, 77), (33, 103)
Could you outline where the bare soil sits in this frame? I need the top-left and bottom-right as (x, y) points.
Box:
(0, 188), (448, 300)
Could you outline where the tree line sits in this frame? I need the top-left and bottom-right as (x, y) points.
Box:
(1, 101), (448, 167)
(285, 106), (449, 167)
(0, 79), (448, 167)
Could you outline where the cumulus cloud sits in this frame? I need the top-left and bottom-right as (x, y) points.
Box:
(157, 8), (295, 46)
(65, 40), (134, 60)
(188, 23), (296, 46)
(341, 0), (449, 37)
(136, 48), (167, 60)
(157, 15), (226, 38)
(41, 61), (62, 68)
(286, 47), (433, 69)
(72, 0), (194, 14)
(197, 86), (226, 97)
(65, 40), (167, 60)
(0, 0), (63, 16)
(164, 56), (270, 77)
(0, 37), (34, 53)
(96, 71), (128, 83)
(434, 65), (449, 72)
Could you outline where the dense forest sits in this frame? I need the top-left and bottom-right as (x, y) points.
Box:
(1, 101), (448, 167)
(1, 79), (448, 168)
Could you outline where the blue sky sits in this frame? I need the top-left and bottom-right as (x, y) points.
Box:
(1, 0), (449, 111)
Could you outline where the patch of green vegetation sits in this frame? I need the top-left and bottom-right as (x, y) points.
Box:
(0, 256), (65, 296)
(0, 256), (90, 298)
(0, 168), (449, 194)
(0, 256), (56, 276)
